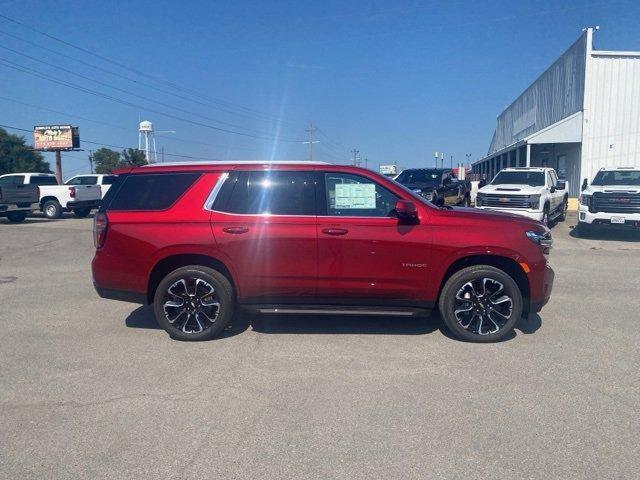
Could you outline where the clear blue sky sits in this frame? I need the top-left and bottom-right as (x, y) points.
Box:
(1, 0), (638, 178)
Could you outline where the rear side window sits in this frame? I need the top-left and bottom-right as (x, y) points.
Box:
(102, 175), (117, 185)
(30, 176), (58, 186)
(108, 173), (201, 211)
(214, 170), (316, 215)
(0, 175), (24, 185)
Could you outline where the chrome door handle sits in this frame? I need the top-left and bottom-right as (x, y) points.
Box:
(222, 226), (249, 234)
(322, 228), (348, 236)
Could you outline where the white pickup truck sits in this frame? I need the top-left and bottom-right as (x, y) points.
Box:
(0, 173), (102, 219)
(65, 174), (118, 199)
(475, 167), (569, 226)
(577, 167), (640, 236)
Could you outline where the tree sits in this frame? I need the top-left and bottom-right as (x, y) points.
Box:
(93, 148), (121, 174)
(121, 148), (147, 167)
(0, 127), (51, 175)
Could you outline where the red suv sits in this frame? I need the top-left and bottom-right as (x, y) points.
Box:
(92, 162), (554, 342)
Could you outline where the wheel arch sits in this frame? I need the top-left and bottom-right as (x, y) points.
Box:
(437, 254), (531, 313)
(147, 253), (237, 304)
(40, 195), (60, 208)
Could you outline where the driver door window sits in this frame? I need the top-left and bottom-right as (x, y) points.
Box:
(323, 172), (398, 217)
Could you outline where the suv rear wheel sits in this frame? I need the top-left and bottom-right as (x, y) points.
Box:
(153, 265), (235, 341)
(438, 265), (523, 342)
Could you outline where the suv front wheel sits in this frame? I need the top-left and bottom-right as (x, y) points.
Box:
(153, 265), (235, 341)
(438, 265), (523, 342)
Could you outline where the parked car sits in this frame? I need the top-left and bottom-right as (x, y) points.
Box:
(0, 173), (102, 219)
(475, 167), (568, 226)
(92, 161), (554, 343)
(577, 167), (640, 236)
(0, 177), (40, 223)
(394, 168), (471, 206)
(65, 174), (118, 199)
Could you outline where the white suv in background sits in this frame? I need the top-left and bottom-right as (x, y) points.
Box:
(476, 167), (569, 226)
(577, 167), (640, 236)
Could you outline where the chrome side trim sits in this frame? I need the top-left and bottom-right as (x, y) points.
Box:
(203, 172), (229, 211)
(257, 308), (415, 316)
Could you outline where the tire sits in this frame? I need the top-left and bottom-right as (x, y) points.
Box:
(73, 208), (91, 218)
(541, 204), (550, 227)
(558, 197), (568, 222)
(438, 265), (523, 343)
(576, 222), (592, 238)
(6, 211), (27, 223)
(43, 200), (63, 219)
(153, 265), (235, 341)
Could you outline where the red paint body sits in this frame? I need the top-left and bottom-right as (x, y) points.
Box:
(92, 164), (554, 312)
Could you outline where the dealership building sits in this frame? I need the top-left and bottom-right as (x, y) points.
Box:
(471, 28), (640, 197)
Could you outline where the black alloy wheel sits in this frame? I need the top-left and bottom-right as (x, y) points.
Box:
(153, 266), (234, 341)
(439, 265), (522, 342)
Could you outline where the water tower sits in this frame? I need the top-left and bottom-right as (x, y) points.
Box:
(138, 120), (157, 163)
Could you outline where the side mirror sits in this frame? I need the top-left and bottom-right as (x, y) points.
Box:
(549, 186), (556, 193)
(394, 200), (419, 225)
(556, 180), (566, 190)
(581, 178), (588, 191)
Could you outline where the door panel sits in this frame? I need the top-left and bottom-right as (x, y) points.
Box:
(210, 170), (318, 301)
(316, 171), (431, 301)
(316, 216), (431, 300)
(212, 215), (317, 299)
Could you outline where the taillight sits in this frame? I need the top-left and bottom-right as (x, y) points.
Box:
(94, 212), (108, 249)
(69, 186), (76, 198)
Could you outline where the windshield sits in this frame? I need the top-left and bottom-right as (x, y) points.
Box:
(591, 170), (640, 186)
(395, 169), (442, 185)
(492, 171), (545, 187)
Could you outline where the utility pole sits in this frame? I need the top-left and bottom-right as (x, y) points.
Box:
(55, 150), (62, 184)
(303, 122), (319, 161)
(351, 149), (360, 166)
(89, 150), (94, 174)
(450, 155), (453, 169)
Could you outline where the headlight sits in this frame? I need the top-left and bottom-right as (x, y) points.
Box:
(528, 194), (541, 209)
(579, 194), (591, 206)
(526, 230), (553, 254)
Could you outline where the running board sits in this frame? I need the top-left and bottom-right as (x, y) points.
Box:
(250, 305), (429, 317)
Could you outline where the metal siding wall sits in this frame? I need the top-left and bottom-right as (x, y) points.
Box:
(582, 54), (640, 181)
(488, 35), (586, 154)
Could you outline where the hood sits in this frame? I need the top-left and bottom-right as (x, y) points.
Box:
(443, 205), (544, 229)
(584, 185), (640, 195)
(479, 184), (542, 195)
(403, 182), (438, 191)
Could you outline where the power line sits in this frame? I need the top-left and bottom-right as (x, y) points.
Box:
(0, 95), (267, 152)
(0, 47), (303, 139)
(0, 123), (220, 161)
(0, 57), (304, 143)
(0, 16), (305, 127)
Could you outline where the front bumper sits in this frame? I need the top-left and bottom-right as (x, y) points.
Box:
(476, 205), (544, 221)
(529, 263), (554, 313)
(578, 206), (640, 228)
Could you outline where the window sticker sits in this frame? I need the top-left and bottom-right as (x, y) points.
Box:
(334, 183), (376, 209)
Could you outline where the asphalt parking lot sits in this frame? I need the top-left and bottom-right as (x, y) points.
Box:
(1, 212), (639, 479)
